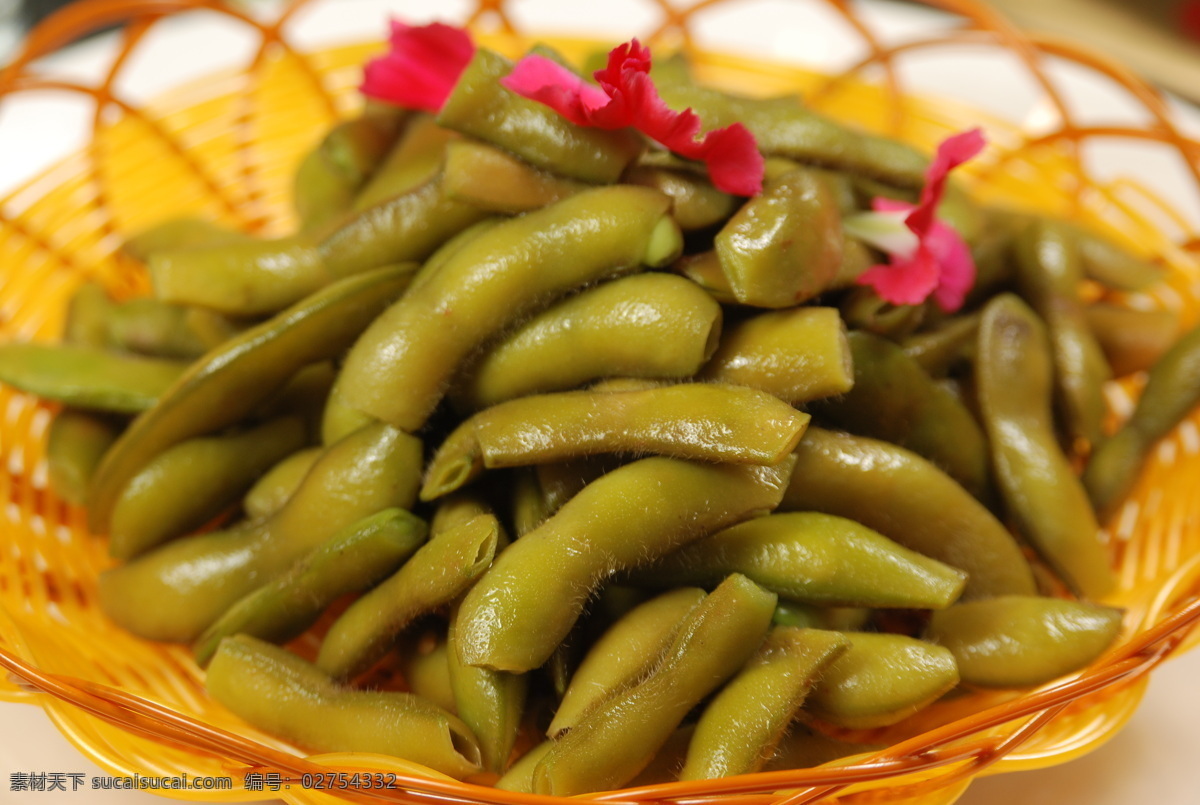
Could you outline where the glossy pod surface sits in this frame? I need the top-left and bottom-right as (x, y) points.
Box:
(0, 344), (185, 414)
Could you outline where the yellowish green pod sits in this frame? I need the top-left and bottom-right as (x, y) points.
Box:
(977, 294), (1115, 598)
(193, 508), (426, 666)
(121, 217), (253, 263)
(453, 456), (794, 673)
(206, 635), (482, 779)
(455, 272), (721, 411)
(422, 383), (808, 499)
(351, 114), (454, 211)
(98, 422), (423, 643)
(46, 410), (119, 506)
(1086, 303), (1179, 377)
(292, 113), (402, 232)
(0, 343), (185, 414)
(326, 186), (680, 435)
(109, 417), (307, 560)
(782, 427), (1036, 599)
(625, 511), (967, 610)
(700, 306), (854, 404)
(624, 164), (736, 230)
(87, 266), (413, 533)
(680, 627), (849, 779)
(715, 168), (843, 308)
(318, 514), (500, 680)
(495, 741), (553, 793)
(925, 595), (1123, 688)
(401, 630), (459, 715)
(242, 446), (322, 521)
(807, 632), (959, 729)
(442, 139), (583, 213)
(530, 574), (777, 796)
(548, 587), (706, 738)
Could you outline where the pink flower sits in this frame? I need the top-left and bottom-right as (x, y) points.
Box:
(360, 21), (475, 113)
(851, 128), (986, 312)
(502, 40), (764, 196)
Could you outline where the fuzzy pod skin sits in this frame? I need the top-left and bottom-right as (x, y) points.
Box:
(453, 455), (795, 673)
(206, 635), (482, 779)
(456, 272), (721, 411)
(324, 186), (681, 437)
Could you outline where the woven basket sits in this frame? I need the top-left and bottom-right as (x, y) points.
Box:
(1, 1), (1199, 803)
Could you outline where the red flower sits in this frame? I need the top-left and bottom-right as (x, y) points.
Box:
(852, 128), (986, 312)
(502, 40), (764, 196)
(360, 21), (475, 113)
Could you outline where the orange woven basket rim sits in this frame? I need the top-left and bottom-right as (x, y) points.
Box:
(1, 1), (1200, 804)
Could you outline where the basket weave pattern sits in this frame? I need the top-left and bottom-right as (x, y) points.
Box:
(0, 1), (1199, 803)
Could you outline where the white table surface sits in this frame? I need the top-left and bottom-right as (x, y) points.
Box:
(2, 1), (1199, 803)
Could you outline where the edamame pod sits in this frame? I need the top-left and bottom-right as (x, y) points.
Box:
(401, 630), (458, 715)
(326, 186), (681, 435)
(714, 168), (843, 308)
(781, 427), (1036, 599)
(700, 306), (854, 404)
(530, 574), (777, 796)
(318, 513), (500, 680)
(680, 627), (849, 779)
(900, 312), (980, 377)
(624, 512), (967, 609)
(422, 383), (808, 499)
(839, 286), (925, 338)
(548, 587), (706, 738)
(193, 507), (428, 666)
(977, 295), (1114, 598)
(1014, 220), (1111, 448)
(455, 272), (721, 411)
(0, 343), (185, 414)
(1085, 321), (1200, 517)
(1069, 223), (1163, 291)
(121, 217), (252, 262)
(813, 331), (991, 499)
(807, 632), (959, 729)
(453, 455), (795, 673)
(495, 741), (553, 792)
(447, 601), (529, 774)
(242, 447), (323, 521)
(87, 266), (414, 532)
(443, 139), (583, 214)
(109, 416), (307, 560)
(207, 635), (482, 779)
(925, 595), (1123, 688)
(1085, 303), (1179, 377)
(436, 48), (642, 183)
(107, 298), (228, 359)
(63, 282), (114, 347)
(98, 421), (423, 642)
(352, 114), (454, 211)
(673, 251), (737, 304)
(46, 410), (119, 506)
(293, 114), (400, 232)
(655, 81), (928, 188)
(624, 164), (736, 230)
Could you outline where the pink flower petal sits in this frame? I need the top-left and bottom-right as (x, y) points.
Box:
(360, 21), (475, 113)
(905, 127), (986, 237)
(926, 220), (976, 312)
(857, 247), (941, 307)
(502, 39), (764, 196)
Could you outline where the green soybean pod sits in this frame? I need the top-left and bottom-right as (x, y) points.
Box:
(680, 627), (849, 779)
(318, 514), (500, 680)
(442, 139), (583, 214)
(782, 427), (1036, 600)
(714, 168), (843, 308)
(1085, 321), (1200, 517)
(207, 635), (482, 779)
(977, 294), (1115, 598)
(700, 306), (854, 404)
(495, 741), (554, 793)
(422, 383), (808, 500)
(106, 298), (223, 360)
(446, 601), (528, 774)
(1085, 303), (1179, 377)
(925, 596), (1123, 688)
(97, 422), (423, 643)
(453, 456), (795, 673)
(242, 447), (323, 521)
(401, 630), (459, 715)
(900, 312), (980, 377)
(121, 217), (253, 263)
(293, 113), (401, 232)
(436, 48), (642, 184)
(807, 632), (959, 729)
(454, 272), (721, 411)
(813, 331), (991, 499)
(351, 114), (454, 211)
(624, 163), (736, 230)
(63, 282), (115, 348)
(46, 410), (120, 506)
(109, 417), (308, 560)
(1014, 220), (1111, 448)
(624, 511), (967, 610)
(530, 574), (777, 796)
(193, 508), (427, 666)
(0, 343), (185, 414)
(87, 265), (413, 533)
(548, 587), (706, 738)
(325, 186), (681, 436)
(1069, 223), (1164, 291)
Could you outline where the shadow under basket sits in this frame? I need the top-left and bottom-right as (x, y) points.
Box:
(1, 1), (1200, 803)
